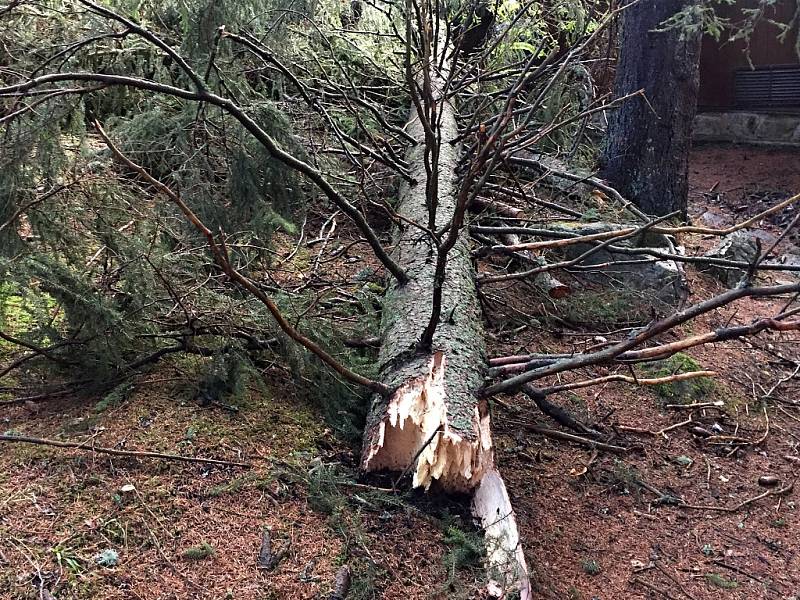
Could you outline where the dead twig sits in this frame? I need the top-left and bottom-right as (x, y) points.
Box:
(665, 400), (725, 410)
(654, 560), (698, 600)
(710, 559), (766, 585)
(631, 576), (681, 600)
(680, 482), (793, 513)
(707, 406), (770, 452)
(617, 413), (695, 438)
(0, 434), (250, 468)
(541, 371), (717, 395)
(523, 384), (599, 435)
(517, 422), (630, 454)
(258, 528), (289, 570)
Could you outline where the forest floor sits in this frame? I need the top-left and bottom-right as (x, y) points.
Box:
(2, 143), (800, 600)
(497, 143), (800, 600)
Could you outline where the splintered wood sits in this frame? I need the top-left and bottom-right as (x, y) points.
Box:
(362, 353), (493, 491)
(474, 469), (532, 599)
(362, 353), (531, 599)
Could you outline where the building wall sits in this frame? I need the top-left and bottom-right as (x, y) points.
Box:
(698, 0), (800, 112)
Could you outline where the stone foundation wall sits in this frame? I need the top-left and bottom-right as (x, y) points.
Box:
(694, 112), (800, 146)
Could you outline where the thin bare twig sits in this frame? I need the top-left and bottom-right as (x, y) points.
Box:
(0, 434), (250, 467)
(680, 482), (793, 513)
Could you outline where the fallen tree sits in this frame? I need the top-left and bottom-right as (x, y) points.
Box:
(360, 17), (531, 598)
(5, 3), (800, 599)
(360, 58), (492, 493)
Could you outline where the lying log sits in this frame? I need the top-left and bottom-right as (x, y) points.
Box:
(360, 29), (530, 599)
(359, 26), (487, 492)
(471, 196), (526, 219)
(360, 70), (491, 493)
(471, 216), (570, 299)
(473, 468), (532, 598)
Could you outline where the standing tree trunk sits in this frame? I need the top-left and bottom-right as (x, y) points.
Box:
(600, 0), (702, 218)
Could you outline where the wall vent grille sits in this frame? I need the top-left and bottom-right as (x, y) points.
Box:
(735, 66), (800, 110)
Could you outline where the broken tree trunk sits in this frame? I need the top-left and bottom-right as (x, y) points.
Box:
(360, 29), (530, 600)
(361, 61), (492, 492)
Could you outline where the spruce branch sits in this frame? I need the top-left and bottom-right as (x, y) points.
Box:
(95, 122), (391, 396)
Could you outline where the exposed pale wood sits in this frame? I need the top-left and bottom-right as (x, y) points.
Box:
(472, 469), (532, 599)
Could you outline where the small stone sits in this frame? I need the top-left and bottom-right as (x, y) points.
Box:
(95, 549), (119, 567)
(758, 475), (780, 487)
(700, 231), (759, 288)
(690, 426), (713, 437)
(699, 210), (727, 228)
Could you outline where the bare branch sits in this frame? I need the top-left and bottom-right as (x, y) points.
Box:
(0, 433), (250, 468)
(482, 282), (800, 396)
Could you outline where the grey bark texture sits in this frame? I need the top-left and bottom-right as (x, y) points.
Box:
(360, 51), (491, 491)
(359, 28), (531, 599)
(600, 0), (702, 218)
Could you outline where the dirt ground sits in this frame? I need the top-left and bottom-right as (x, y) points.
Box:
(2, 143), (800, 599)
(689, 145), (800, 249)
(494, 143), (800, 600)
(0, 375), (465, 599)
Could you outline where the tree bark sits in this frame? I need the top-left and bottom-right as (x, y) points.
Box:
(360, 27), (531, 599)
(600, 0), (701, 218)
(361, 55), (492, 493)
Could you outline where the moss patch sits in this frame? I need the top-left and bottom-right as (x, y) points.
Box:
(646, 353), (715, 403)
(182, 542), (215, 561)
(705, 573), (738, 589)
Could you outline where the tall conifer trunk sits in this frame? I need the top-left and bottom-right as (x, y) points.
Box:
(600, 0), (702, 218)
